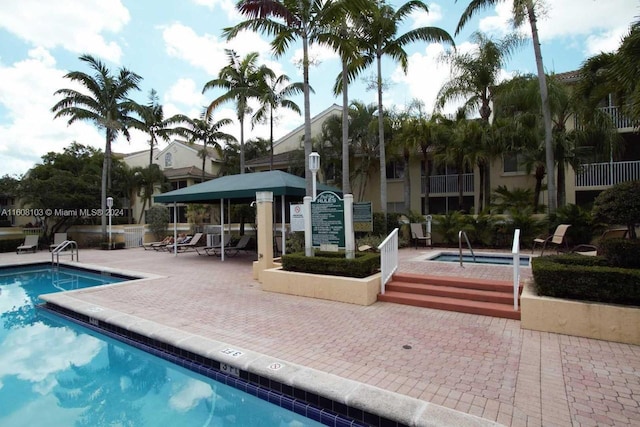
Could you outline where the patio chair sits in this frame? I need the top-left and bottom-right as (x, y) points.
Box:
(167, 232), (203, 253)
(223, 235), (252, 257)
(532, 224), (571, 255)
(410, 223), (431, 249)
(17, 235), (39, 254)
(143, 236), (173, 251)
(196, 234), (232, 256)
(572, 227), (628, 256)
(49, 232), (67, 251)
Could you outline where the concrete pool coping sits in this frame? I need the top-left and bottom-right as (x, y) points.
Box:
(40, 287), (500, 427)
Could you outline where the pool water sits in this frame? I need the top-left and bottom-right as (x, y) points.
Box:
(429, 252), (531, 267)
(0, 265), (323, 427)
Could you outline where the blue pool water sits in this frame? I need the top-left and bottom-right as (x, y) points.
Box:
(429, 252), (531, 267)
(0, 264), (323, 427)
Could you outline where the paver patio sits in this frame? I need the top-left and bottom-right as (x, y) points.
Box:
(2, 247), (639, 426)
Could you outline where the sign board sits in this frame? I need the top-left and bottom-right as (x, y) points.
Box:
(290, 203), (304, 232)
(311, 191), (345, 247)
(353, 202), (373, 232)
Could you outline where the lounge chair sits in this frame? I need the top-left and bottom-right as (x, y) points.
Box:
(572, 227), (628, 256)
(196, 234), (232, 256)
(222, 235), (252, 257)
(410, 223), (431, 249)
(143, 236), (173, 251)
(17, 235), (39, 254)
(532, 224), (571, 255)
(167, 233), (203, 252)
(49, 232), (67, 251)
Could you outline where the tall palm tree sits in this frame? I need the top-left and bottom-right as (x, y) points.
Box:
(354, 0), (454, 228)
(180, 112), (237, 179)
(52, 54), (141, 238)
(456, 0), (557, 213)
(129, 89), (188, 166)
(203, 49), (265, 174)
(252, 70), (304, 169)
(223, 0), (350, 195)
(436, 31), (523, 210)
(133, 164), (167, 224)
(349, 101), (380, 201)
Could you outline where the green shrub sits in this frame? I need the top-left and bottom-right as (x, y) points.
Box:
(372, 212), (402, 236)
(599, 238), (640, 268)
(434, 211), (473, 244)
(282, 251), (380, 278)
(549, 204), (594, 246)
(532, 255), (640, 306)
(592, 181), (640, 239)
(0, 238), (26, 253)
(145, 205), (170, 240)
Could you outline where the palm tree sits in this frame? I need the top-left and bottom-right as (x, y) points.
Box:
(349, 101), (380, 202)
(180, 112), (237, 179)
(456, 0), (556, 213)
(52, 54), (141, 239)
(436, 31), (523, 210)
(133, 164), (167, 224)
(202, 49), (265, 174)
(129, 89), (188, 166)
(252, 70), (304, 169)
(223, 0), (350, 195)
(354, 0), (454, 228)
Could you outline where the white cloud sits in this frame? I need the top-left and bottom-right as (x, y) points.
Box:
(585, 27), (629, 55)
(192, 0), (241, 21)
(0, 48), (107, 176)
(169, 379), (213, 411)
(0, 0), (129, 63)
(410, 2), (444, 29)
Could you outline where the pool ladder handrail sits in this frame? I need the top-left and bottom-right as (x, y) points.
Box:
(52, 240), (79, 267)
(458, 230), (475, 267)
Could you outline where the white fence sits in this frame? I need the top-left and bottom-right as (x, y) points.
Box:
(576, 160), (640, 187)
(423, 173), (474, 194)
(123, 226), (145, 248)
(378, 228), (399, 295)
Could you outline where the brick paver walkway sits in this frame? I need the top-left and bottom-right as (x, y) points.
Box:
(2, 247), (639, 426)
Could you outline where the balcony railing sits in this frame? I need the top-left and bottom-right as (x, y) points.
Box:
(575, 160), (640, 187)
(575, 105), (635, 130)
(422, 173), (474, 194)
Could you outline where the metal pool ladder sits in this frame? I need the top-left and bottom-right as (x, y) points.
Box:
(51, 240), (79, 267)
(458, 230), (475, 267)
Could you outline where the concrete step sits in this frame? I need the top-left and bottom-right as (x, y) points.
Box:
(379, 272), (521, 320)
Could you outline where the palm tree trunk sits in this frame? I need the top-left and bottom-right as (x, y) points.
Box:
(239, 115), (245, 174)
(149, 136), (155, 167)
(557, 162), (566, 208)
(269, 107), (274, 170)
(101, 138), (109, 240)
(403, 154), (411, 213)
(534, 165), (545, 212)
(341, 60), (351, 194)
(478, 162), (485, 213)
(377, 51), (387, 230)
(527, 1), (556, 214)
(422, 153), (430, 214)
(302, 33), (313, 195)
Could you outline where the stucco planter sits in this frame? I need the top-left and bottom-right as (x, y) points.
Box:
(259, 267), (381, 306)
(521, 281), (640, 345)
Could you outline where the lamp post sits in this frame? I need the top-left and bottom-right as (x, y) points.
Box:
(106, 197), (113, 250)
(309, 152), (320, 199)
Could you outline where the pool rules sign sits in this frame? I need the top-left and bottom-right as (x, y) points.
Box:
(311, 191), (345, 247)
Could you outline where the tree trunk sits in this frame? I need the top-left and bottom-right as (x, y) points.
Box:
(527, 1), (556, 214)
(403, 153), (411, 213)
(422, 154), (430, 214)
(101, 136), (110, 240)
(557, 162), (566, 208)
(478, 161), (485, 213)
(239, 114), (245, 174)
(534, 164), (545, 212)
(377, 51), (387, 231)
(341, 59), (351, 194)
(269, 107), (274, 170)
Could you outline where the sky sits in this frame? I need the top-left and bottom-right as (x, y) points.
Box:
(0, 0), (637, 177)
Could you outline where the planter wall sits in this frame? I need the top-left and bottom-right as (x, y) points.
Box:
(259, 267), (381, 306)
(521, 281), (640, 345)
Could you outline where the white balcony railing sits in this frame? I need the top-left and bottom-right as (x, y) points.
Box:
(422, 173), (474, 194)
(576, 160), (640, 187)
(575, 105), (635, 130)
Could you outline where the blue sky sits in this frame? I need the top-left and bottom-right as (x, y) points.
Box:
(0, 0), (636, 177)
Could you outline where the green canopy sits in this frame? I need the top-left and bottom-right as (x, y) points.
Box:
(154, 170), (341, 204)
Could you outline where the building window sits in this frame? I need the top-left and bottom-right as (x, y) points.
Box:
(503, 152), (526, 173)
(170, 180), (188, 191)
(165, 152), (172, 167)
(386, 161), (405, 179)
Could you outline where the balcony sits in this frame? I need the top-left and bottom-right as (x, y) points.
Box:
(575, 106), (635, 131)
(575, 160), (640, 188)
(422, 173), (474, 195)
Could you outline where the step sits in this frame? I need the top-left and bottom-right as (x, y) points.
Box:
(391, 272), (515, 293)
(379, 291), (521, 320)
(385, 281), (515, 305)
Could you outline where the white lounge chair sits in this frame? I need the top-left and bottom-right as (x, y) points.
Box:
(17, 235), (39, 254)
(49, 232), (67, 251)
(410, 223), (431, 249)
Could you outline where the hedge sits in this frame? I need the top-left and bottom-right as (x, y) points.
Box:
(0, 238), (28, 253)
(282, 251), (380, 278)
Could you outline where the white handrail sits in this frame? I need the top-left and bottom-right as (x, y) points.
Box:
(377, 228), (399, 295)
(512, 229), (521, 311)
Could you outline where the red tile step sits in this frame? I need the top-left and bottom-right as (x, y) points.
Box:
(378, 272), (522, 320)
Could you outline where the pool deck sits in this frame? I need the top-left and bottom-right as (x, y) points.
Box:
(2, 247), (639, 427)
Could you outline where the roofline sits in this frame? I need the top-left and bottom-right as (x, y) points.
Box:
(272, 104), (343, 149)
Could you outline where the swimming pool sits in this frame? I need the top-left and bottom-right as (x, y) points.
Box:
(0, 264), (326, 426)
(427, 251), (531, 267)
